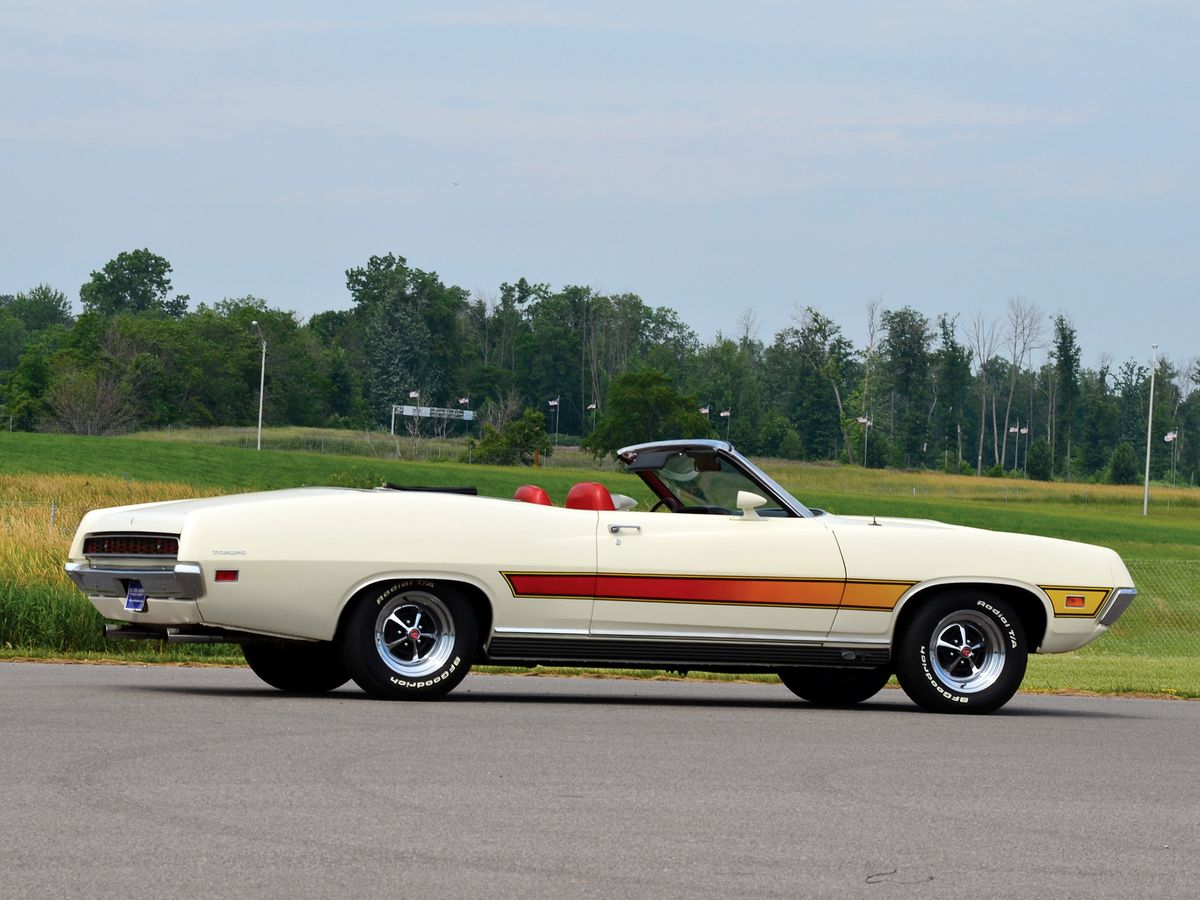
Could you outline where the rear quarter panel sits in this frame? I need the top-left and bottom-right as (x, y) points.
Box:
(183, 491), (598, 640)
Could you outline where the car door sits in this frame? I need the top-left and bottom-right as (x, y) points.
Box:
(590, 510), (846, 642)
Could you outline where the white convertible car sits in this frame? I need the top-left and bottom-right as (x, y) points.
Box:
(65, 439), (1136, 713)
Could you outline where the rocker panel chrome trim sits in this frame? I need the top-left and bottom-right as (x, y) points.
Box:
(485, 635), (889, 668)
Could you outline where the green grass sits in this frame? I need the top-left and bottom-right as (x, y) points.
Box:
(5, 430), (1198, 558)
(0, 431), (643, 500)
(1024, 654), (1198, 698)
(2, 430), (1197, 699)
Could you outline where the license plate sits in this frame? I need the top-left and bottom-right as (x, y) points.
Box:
(124, 581), (147, 613)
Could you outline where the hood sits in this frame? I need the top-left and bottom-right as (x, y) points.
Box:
(829, 514), (965, 532)
(828, 512), (1125, 589)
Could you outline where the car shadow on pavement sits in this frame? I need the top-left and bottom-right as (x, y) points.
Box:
(118, 682), (1151, 718)
(443, 691), (1149, 718)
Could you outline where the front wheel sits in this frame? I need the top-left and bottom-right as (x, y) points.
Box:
(778, 666), (892, 706)
(340, 581), (477, 700)
(242, 640), (350, 693)
(894, 593), (1028, 714)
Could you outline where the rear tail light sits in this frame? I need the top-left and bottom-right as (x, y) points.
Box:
(83, 534), (180, 557)
(214, 570), (239, 583)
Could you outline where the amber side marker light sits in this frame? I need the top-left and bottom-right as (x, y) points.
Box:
(1065, 595), (1086, 608)
(214, 570), (239, 583)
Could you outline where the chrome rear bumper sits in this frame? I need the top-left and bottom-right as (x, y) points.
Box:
(64, 561), (205, 599)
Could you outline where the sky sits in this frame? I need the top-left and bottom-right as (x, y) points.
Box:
(2, 1), (1197, 369)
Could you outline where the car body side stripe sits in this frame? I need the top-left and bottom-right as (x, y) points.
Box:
(502, 572), (914, 611)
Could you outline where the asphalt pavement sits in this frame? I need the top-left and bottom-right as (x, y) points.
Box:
(1, 662), (1196, 898)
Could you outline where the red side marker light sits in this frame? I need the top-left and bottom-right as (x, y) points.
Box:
(214, 570), (239, 583)
(1065, 595), (1086, 608)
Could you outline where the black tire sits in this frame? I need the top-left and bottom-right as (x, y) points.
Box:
(894, 592), (1028, 714)
(340, 580), (477, 700)
(778, 666), (892, 706)
(242, 640), (351, 693)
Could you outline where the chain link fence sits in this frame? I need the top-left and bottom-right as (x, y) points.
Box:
(1098, 559), (1200, 658)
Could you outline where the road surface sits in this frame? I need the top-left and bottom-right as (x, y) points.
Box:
(1, 662), (1195, 898)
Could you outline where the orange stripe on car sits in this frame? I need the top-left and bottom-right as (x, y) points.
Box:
(840, 580), (913, 610)
(503, 572), (915, 611)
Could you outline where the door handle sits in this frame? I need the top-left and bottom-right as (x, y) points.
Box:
(607, 523), (642, 534)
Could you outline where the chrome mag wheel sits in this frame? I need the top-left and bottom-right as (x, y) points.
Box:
(928, 609), (1007, 694)
(373, 591), (456, 678)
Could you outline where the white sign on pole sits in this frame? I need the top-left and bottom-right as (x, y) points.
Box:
(393, 404), (475, 421)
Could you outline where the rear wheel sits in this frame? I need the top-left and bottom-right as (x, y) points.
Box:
(894, 592), (1028, 714)
(340, 581), (477, 700)
(242, 640), (350, 693)
(778, 666), (891, 706)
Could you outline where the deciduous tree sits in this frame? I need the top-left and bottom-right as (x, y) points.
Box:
(583, 369), (710, 457)
(80, 250), (186, 318)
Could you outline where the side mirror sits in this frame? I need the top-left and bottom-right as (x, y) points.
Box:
(735, 490), (768, 519)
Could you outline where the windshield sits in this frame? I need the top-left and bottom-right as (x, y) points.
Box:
(626, 445), (811, 517)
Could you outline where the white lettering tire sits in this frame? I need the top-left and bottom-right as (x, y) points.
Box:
(894, 593), (1028, 714)
(341, 581), (477, 700)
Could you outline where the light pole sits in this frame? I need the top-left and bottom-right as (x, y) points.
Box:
(1143, 343), (1158, 516)
(856, 416), (872, 467)
(251, 320), (266, 451)
(1165, 430), (1178, 488)
(548, 397), (560, 446)
(719, 408), (731, 439)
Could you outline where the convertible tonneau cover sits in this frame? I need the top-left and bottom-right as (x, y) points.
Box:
(381, 484), (479, 495)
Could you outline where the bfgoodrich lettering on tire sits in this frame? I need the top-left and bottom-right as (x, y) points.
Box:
(341, 581), (477, 700)
(894, 592), (1028, 714)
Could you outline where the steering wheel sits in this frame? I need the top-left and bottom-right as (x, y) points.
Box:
(650, 497), (680, 512)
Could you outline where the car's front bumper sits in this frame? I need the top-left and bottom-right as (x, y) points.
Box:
(1098, 587), (1137, 627)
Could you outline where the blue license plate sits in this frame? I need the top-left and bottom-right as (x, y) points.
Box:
(124, 581), (147, 613)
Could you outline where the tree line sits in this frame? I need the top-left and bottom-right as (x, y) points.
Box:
(1, 248), (1195, 484)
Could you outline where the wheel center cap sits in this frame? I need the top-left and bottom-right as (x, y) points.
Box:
(408, 628), (421, 642)
(961, 647), (972, 659)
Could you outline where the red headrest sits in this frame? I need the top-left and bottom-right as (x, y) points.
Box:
(565, 482), (615, 511)
(514, 484), (552, 506)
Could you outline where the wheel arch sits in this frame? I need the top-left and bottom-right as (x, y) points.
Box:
(891, 579), (1050, 651)
(333, 574), (496, 657)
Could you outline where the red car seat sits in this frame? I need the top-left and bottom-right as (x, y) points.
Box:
(514, 484), (552, 506)
(565, 482), (616, 511)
